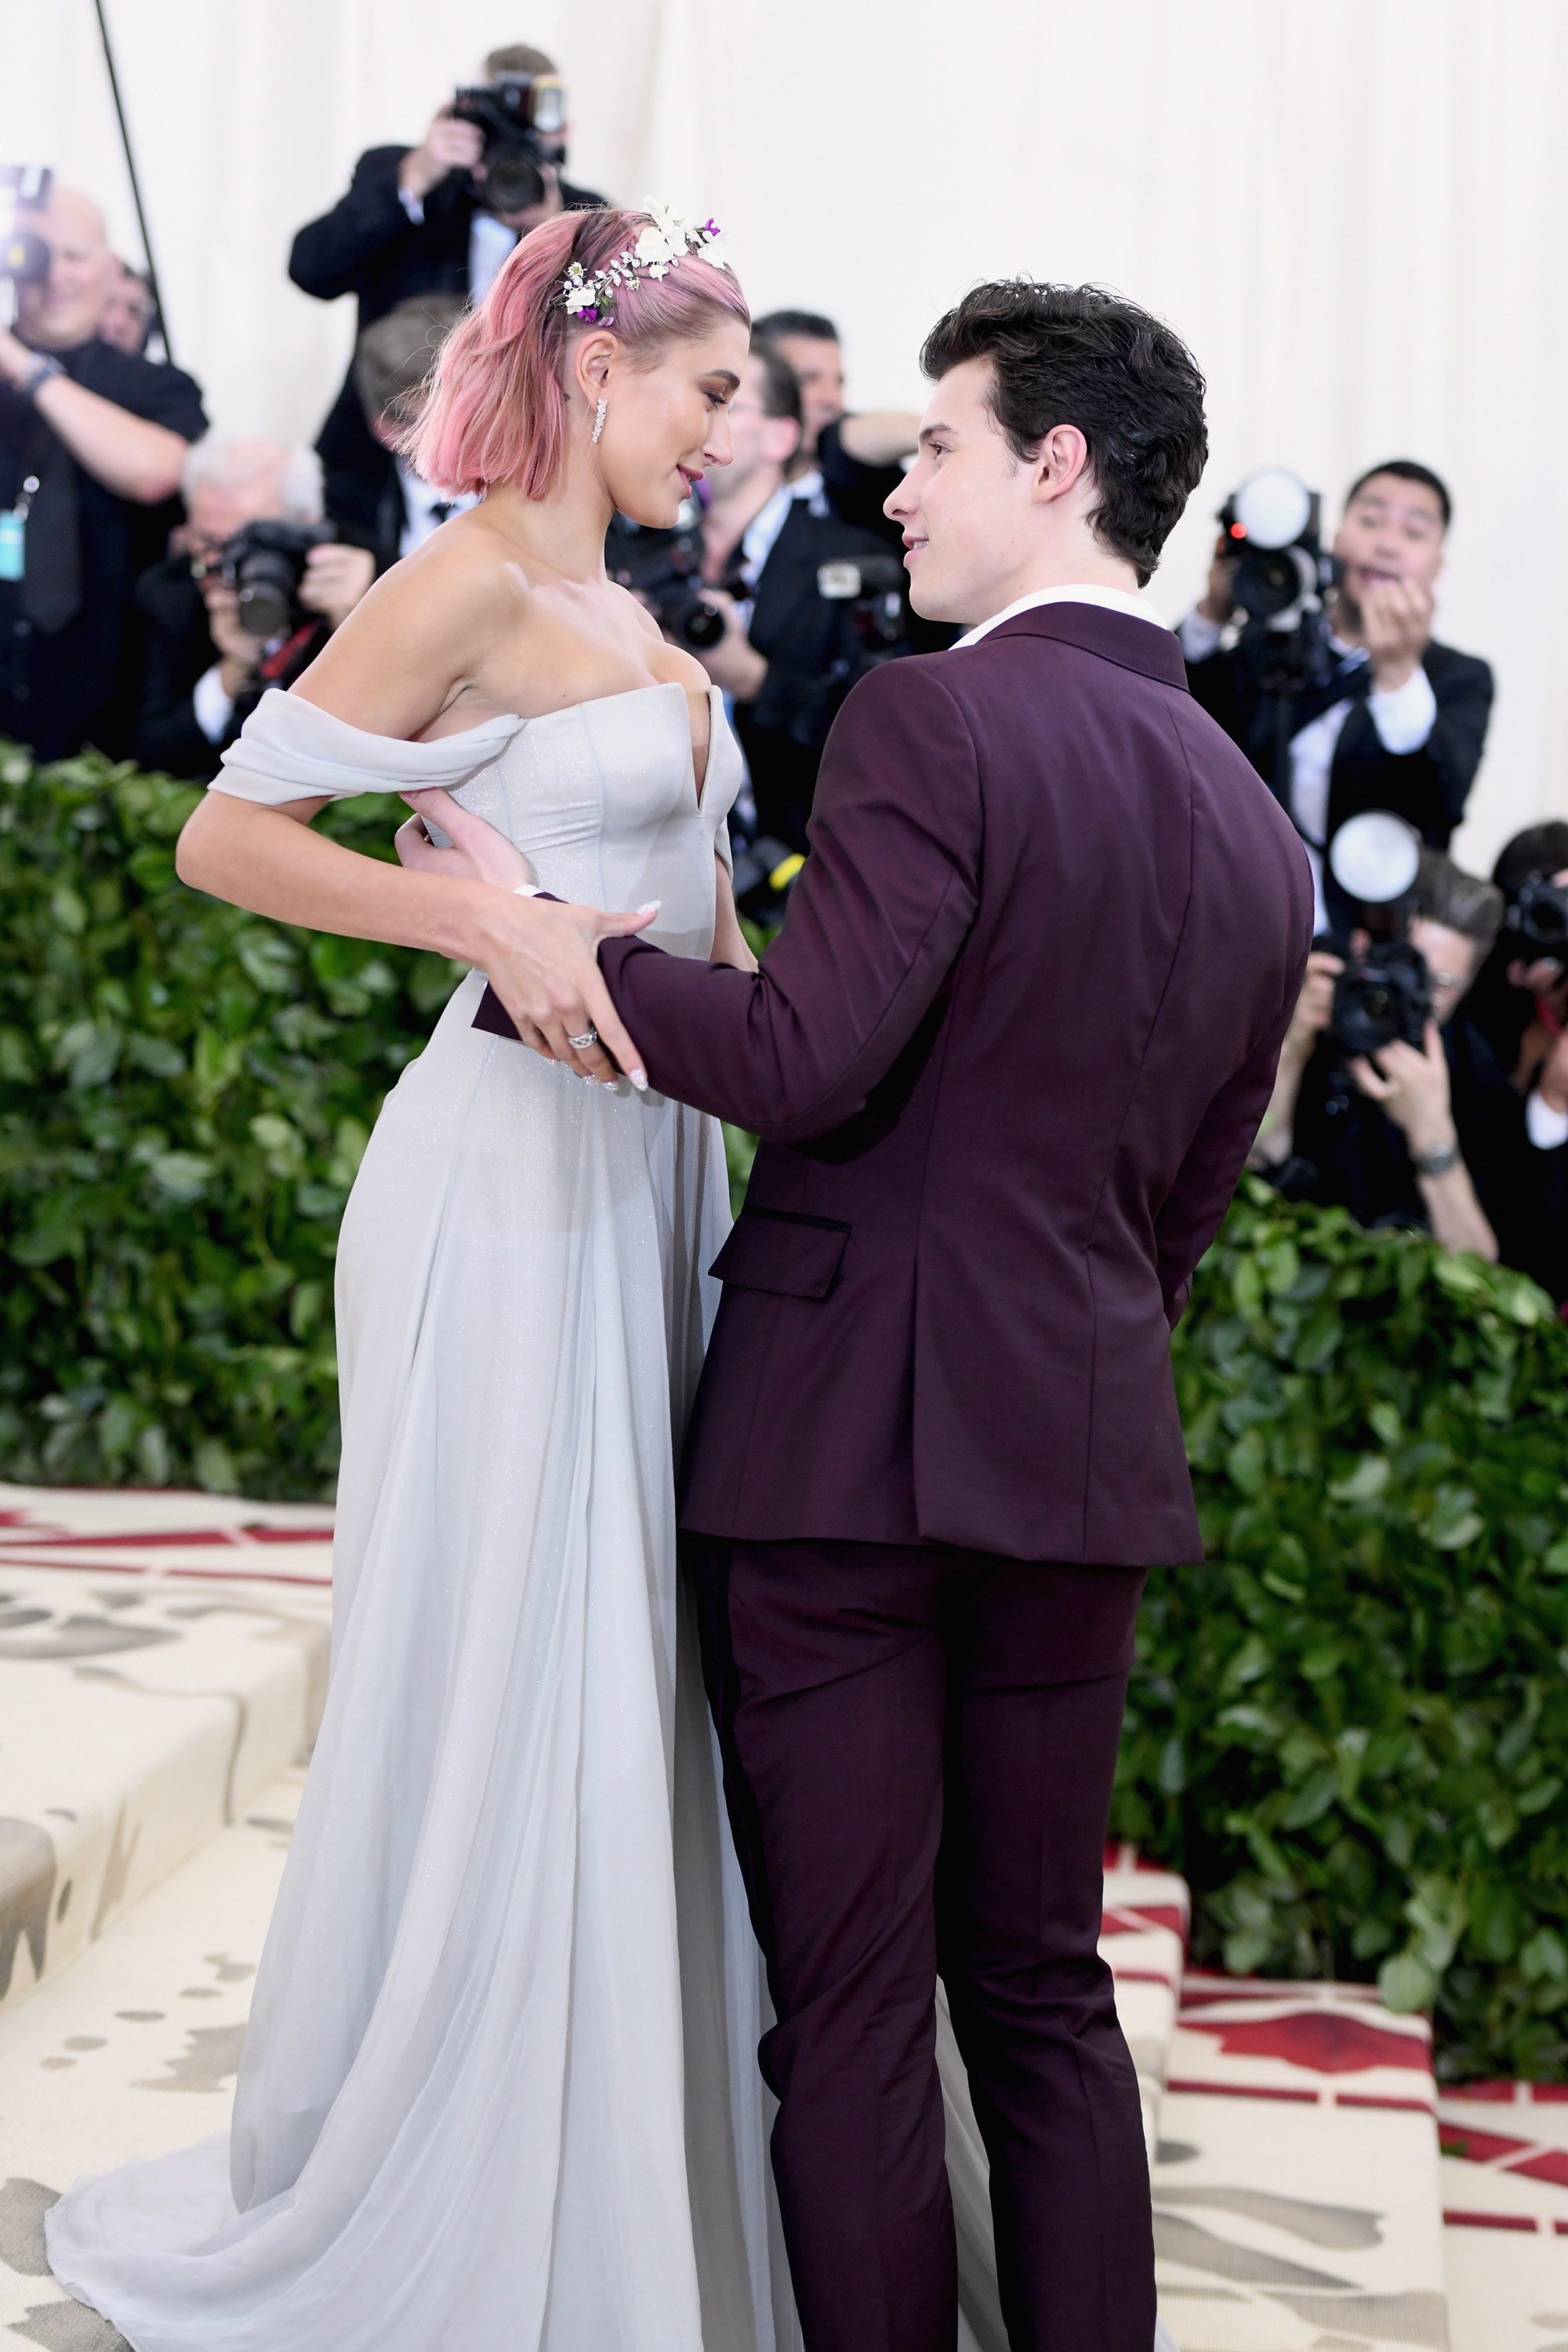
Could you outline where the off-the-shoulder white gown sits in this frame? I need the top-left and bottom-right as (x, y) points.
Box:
(45, 684), (793, 2352)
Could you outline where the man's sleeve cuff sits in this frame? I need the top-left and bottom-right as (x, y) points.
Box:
(1526, 1087), (1568, 1151)
(1369, 662), (1438, 753)
(397, 185), (425, 226)
(1176, 609), (1225, 662)
(192, 664), (236, 745)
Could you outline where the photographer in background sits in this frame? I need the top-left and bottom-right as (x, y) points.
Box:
(100, 261), (157, 359)
(328, 294), (475, 563)
(751, 307), (924, 541)
(289, 45), (604, 535)
(1181, 463), (1493, 898)
(132, 437), (373, 781)
(1461, 822), (1568, 1304)
(681, 337), (915, 860)
(0, 184), (205, 760)
(1250, 850), (1504, 1258)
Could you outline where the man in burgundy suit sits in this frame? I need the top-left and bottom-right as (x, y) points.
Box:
(511, 284), (1312, 2351)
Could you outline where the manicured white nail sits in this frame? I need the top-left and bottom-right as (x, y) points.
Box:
(630, 1068), (648, 1090)
(637, 900), (661, 914)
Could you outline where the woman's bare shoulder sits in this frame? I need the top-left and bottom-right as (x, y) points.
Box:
(291, 514), (535, 736)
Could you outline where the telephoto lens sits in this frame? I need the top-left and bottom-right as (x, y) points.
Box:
(220, 521), (336, 641)
(1507, 873), (1568, 960)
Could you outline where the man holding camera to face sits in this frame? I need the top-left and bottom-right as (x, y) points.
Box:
(1250, 848), (1504, 1259)
(1181, 462), (1494, 918)
(289, 44), (605, 536)
(0, 178), (205, 760)
(132, 437), (374, 781)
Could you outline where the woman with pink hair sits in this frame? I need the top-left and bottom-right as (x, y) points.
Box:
(47, 207), (792, 2352)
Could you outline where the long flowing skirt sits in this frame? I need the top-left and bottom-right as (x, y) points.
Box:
(46, 980), (787, 2352)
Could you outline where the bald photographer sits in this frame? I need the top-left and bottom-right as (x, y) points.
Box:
(0, 180), (205, 759)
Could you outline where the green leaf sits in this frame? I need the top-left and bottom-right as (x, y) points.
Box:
(147, 1152), (214, 1203)
(192, 1436), (239, 1494)
(1422, 1484), (1485, 1550)
(1379, 1951), (1439, 2013)
(1328, 1454), (1391, 1504)
(1225, 1427), (1267, 1496)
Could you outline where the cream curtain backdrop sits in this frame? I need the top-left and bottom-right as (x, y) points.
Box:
(2, 0), (1564, 869)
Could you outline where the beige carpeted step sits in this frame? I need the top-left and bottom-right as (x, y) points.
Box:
(0, 1767), (305, 2349)
(1153, 1973), (1449, 2350)
(0, 1483), (331, 2022)
(1437, 2080), (1568, 2350)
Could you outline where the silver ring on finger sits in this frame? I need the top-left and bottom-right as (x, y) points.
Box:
(567, 1028), (600, 1050)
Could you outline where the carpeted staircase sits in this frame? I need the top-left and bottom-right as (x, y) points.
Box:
(0, 1483), (1559, 2351)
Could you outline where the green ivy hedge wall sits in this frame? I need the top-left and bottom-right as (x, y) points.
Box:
(1126, 1180), (1568, 2080)
(3, 746), (1565, 2077)
(0, 744), (465, 1499)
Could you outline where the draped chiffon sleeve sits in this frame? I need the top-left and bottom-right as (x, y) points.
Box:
(211, 691), (523, 806)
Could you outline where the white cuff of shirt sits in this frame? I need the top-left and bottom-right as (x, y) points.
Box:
(398, 185), (425, 226)
(1368, 661), (1438, 753)
(1526, 1087), (1568, 1151)
(193, 663), (235, 746)
(1177, 608), (1225, 662)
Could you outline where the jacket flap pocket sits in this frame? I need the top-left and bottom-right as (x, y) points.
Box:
(710, 1208), (849, 1300)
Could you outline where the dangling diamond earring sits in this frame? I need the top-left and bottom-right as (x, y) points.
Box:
(592, 397), (608, 445)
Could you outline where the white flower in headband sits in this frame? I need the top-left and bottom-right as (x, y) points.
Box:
(554, 205), (733, 324)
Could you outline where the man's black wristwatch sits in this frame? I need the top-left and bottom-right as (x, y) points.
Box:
(16, 352), (66, 402)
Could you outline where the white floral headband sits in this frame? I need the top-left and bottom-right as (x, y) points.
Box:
(555, 202), (731, 327)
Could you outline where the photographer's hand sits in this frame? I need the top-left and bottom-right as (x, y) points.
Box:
(691, 591), (767, 701)
(201, 580), (267, 700)
(1348, 1019), (1454, 1153)
(1351, 1021), (1497, 1258)
(1250, 949), (1341, 1169)
(400, 108), (485, 204)
(301, 544), (377, 631)
(1360, 579), (1435, 693)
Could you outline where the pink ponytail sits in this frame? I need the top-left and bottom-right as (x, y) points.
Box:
(407, 208), (750, 499)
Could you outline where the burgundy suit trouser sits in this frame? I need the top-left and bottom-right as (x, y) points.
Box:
(685, 1534), (1156, 2352)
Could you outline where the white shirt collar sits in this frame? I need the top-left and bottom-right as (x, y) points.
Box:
(952, 583), (1172, 649)
(738, 469), (824, 587)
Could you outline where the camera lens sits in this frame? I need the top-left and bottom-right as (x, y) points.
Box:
(482, 147), (546, 213)
(235, 554), (296, 641)
(681, 601), (726, 652)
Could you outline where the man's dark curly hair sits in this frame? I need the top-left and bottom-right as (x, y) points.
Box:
(920, 282), (1208, 586)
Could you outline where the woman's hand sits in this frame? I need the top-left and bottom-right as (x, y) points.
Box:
(394, 787), (539, 891)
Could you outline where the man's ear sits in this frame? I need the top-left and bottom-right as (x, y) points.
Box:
(1030, 423), (1091, 507)
(764, 416), (803, 468)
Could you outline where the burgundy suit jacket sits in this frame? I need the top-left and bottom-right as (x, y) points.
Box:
(601, 603), (1313, 1565)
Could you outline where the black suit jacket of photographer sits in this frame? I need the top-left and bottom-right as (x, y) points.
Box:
(1186, 633), (1494, 851)
(130, 534), (371, 782)
(289, 147), (605, 538)
(737, 493), (920, 851)
(0, 340), (205, 762)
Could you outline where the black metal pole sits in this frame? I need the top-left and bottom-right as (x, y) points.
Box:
(90, 0), (172, 361)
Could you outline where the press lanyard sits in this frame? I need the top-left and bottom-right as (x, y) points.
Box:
(0, 474), (38, 584)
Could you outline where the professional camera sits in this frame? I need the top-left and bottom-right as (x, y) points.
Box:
(1, 165), (51, 290)
(816, 554), (906, 653)
(1217, 470), (1338, 632)
(213, 520), (335, 642)
(604, 511), (729, 652)
(451, 72), (567, 216)
(1330, 939), (1432, 1058)
(1502, 871), (1568, 968)
(1319, 811), (1432, 1057)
